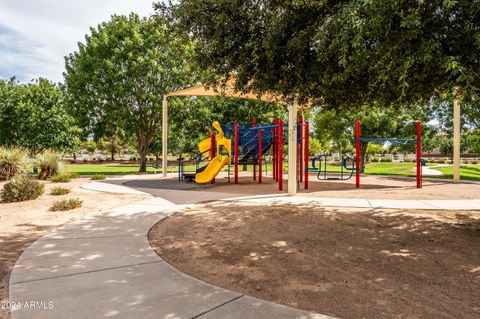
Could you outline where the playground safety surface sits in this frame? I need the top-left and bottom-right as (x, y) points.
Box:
(102, 172), (480, 202)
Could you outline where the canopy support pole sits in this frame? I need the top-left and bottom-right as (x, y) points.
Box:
(288, 103), (297, 196)
(453, 93), (461, 183)
(162, 96), (168, 177)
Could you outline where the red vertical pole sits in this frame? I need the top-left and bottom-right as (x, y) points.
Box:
(304, 120), (309, 190)
(210, 132), (215, 184)
(252, 117), (257, 181)
(416, 120), (422, 188)
(278, 119), (283, 191)
(258, 129), (263, 184)
(234, 120), (239, 184)
(272, 118), (277, 181)
(355, 120), (361, 188)
(299, 115), (304, 182)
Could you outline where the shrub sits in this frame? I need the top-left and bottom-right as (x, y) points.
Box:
(50, 187), (70, 195)
(436, 159), (446, 164)
(36, 150), (64, 180)
(1, 176), (44, 202)
(67, 172), (81, 179)
(90, 174), (106, 180)
(470, 160), (478, 165)
(48, 173), (71, 183)
(0, 147), (29, 180)
(49, 198), (82, 211)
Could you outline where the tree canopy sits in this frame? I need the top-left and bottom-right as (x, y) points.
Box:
(158, 0), (480, 107)
(64, 13), (195, 171)
(0, 78), (81, 154)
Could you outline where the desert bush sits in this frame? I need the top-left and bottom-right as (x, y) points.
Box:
(49, 173), (71, 183)
(36, 150), (64, 180)
(1, 176), (44, 202)
(50, 187), (70, 195)
(50, 198), (82, 211)
(90, 174), (106, 180)
(67, 172), (81, 179)
(0, 146), (29, 180)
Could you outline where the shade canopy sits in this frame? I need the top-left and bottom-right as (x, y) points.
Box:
(166, 79), (311, 109)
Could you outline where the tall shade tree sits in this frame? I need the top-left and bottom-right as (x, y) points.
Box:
(158, 0), (479, 106)
(65, 13), (195, 172)
(0, 78), (81, 154)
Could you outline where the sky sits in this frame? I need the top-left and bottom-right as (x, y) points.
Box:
(0, 0), (156, 83)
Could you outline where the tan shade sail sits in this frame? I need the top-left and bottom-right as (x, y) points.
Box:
(166, 79), (311, 108)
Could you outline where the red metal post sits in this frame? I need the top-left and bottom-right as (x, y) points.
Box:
(299, 115), (304, 183)
(416, 120), (422, 188)
(355, 120), (361, 188)
(234, 120), (239, 184)
(304, 120), (309, 190)
(258, 129), (263, 184)
(252, 117), (257, 181)
(272, 118), (277, 181)
(278, 119), (283, 191)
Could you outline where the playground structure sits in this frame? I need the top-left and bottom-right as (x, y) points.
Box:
(354, 119), (423, 189)
(179, 116), (305, 189)
(178, 117), (424, 190)
(162, 80), (462, 196)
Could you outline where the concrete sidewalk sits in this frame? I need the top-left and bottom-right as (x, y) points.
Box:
(9, 197), (333, 319)
(219, 194), (480, 210)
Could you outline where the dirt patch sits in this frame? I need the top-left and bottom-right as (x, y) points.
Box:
(0, 178), (151, 319)
(149, 202), (480, 319)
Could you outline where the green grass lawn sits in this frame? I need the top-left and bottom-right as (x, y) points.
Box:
(364, 162), (419, 176)
(66, 162), (480, 181)
(430, 165), (480, 181)
(67, 163), (161, 175)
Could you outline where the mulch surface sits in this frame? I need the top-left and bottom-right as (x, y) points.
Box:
(149, 203), (480, 319)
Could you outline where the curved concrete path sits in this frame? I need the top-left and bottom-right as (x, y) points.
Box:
(9, 197), (332, 319)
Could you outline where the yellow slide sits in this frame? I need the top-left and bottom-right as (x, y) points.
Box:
(195, 121), (231, 184)
(198, 138), (211, 157)
(195, 155), (230, 184)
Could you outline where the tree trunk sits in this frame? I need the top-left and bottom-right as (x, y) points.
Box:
(138, 142), (148, 173)
(111, 149), (115, 161)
